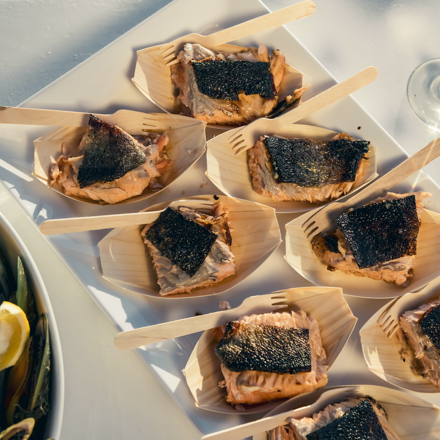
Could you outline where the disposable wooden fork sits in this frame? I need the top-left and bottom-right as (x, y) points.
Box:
(229, 66), (378, 156)
(160, 0), (316, 66)
(114, 291), (290, 350)
(302, 137), (440, 239)
(39, 199), (214, 235)
(0, 106), (161, 132)
(377, 275), (440, 338)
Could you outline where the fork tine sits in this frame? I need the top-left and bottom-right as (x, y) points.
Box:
(229, 132), (243, 143)
(163, 52), (176, 63)
(231, 143), (243, 153)
(233, 145), (248, 157)
(143, 119), (159, 129)
(302, 217), (315, 231)
(383, 318), (396, 334)
(305, 226), (318, 240)
(387, 323), (400, 339)
(271, 294), (288, 300)
(160, 44), (175, 55)
(230, 139), (245, 151)
(166, 59), (180, 67)
(231, 143), (244, 154)
(377, 306), (391, 326)
(376, 300), (398, 326)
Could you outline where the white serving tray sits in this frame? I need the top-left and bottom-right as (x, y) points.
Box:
(1, 0), (440, 436)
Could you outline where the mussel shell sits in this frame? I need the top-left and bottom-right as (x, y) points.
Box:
(6, 314), (50, 429)
(16, 258), (36, 329)
(27, 313), (50, 418)
(0, 418), (35, 440)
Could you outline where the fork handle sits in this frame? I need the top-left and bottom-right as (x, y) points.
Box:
(204, 0), (316, 47)
(39, 211), (162, 235)
(0, 106), (93, 126)
(274, 66), (378, 127)
(201, 413), (290, 440)
(343, 137), (440, 208)
(114, 308), (245, 350)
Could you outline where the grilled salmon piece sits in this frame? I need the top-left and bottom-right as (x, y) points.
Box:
(312, 192), (431, 287)
(215, 311), (328, 406)
(49, 115), (171, 204)
(270, 397), (401, 440)
(141, 202), (235, 296)
(171, 43), (307, 126)
(248, 132), (369, 203)
(398, 298), (440, 388)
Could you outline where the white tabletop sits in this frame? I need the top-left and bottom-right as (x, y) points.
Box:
(2, 0), (440, 439)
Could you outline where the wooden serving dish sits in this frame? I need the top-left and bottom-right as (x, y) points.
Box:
(132, 42), (303, 126)
(206, 124), (377, 214)
(360, 292), (440, 393)
(98, 195), (282, 298)
(184, 286), (356, 414)
(33, 112), (206, 205)
(246, 385), (440, 440)
(285, 194), (440, 298)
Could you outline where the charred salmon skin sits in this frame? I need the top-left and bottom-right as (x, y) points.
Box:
(312, 192), (430, 286)
(141, 202), (235, 296)
(248, 133), (369, 203)
(171, 43), (308, 126)
(215, 311), (328, 406)
(49, 115), (171, 204)
(269, 397), (401, 440)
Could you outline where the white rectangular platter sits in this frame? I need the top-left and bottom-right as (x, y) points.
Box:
(1, 0), (440, 436)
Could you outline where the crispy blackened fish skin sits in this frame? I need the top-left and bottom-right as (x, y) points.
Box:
(191, 60), (276, 101)
(215, 322), (311, 374)
(145, 207), (218, 277)
(77, 115), (146, 188)
(336, 195), (420, 269)
(305, 398), (388, 440)
(264, 136), (369, 186)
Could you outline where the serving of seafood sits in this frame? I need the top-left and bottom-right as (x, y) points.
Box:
(141, 202), (235, 296)
(184, 287), (355, 414)
(214, 310), (328, 406)
(171, 43), (308, 126)
(98, 195), (281, 298)
(248, 132), (370, 203)
(4, 0), (440, 438)
(269, 396), (401, 440)
(311, 192), (430, 287)
(48, 115), (171, 205)
(398, 298), (440, 388)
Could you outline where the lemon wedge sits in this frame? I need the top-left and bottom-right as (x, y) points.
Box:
(0, 301), (30, 371)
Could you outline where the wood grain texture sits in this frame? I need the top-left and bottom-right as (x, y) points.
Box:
(184, 286), (356, 414)
(98, 195), (282, 298)
(133, 39), (303, 123)
(206, 124), (377, 214)
(301, 138), (440, 236)
(230, 66), (378, 155)
(233, 385), (440, 440)
(115, 292), (290, 350)
(286, 202), (440, 298)
(360, 293), (440, 393)
(33, 112), (206, 205)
